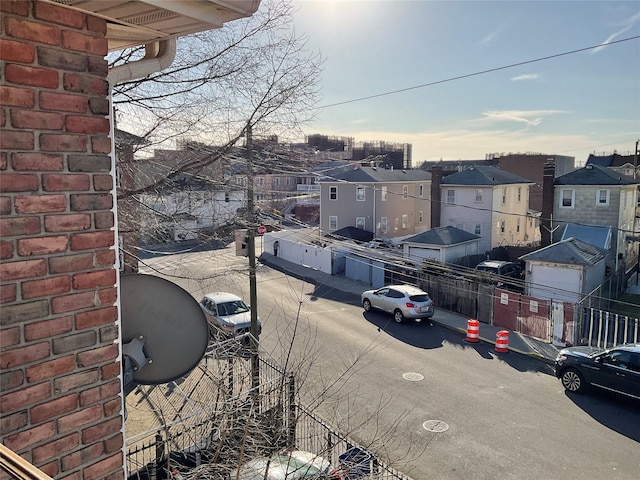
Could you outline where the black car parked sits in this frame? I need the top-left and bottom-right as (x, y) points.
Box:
(554, 344), (640, 400)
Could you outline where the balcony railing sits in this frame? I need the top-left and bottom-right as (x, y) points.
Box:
(0, 444), (53, 480)
(296, 184), (320, 192)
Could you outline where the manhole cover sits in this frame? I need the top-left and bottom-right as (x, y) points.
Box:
(402, 372), (424, 382)
(423, 420), (449, 432)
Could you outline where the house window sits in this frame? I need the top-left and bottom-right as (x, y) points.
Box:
(447, 189), (455, 204)
(516, 218), (520, 233)
(257, 177), (264, 186)
(225, 192), (230, 203)
(381, 186), (388, 201)
(381, 216), (388, 233)
(474, 223), (481, 235)
(502, 188), (507, 204)
(475, 189), (482, 202)
(517, 187), (522, 202)
(418, 211), (423, 223)
(402, 214), (408, 229)
(596, 189), (610, 206)
(330, 186), (338, 200)
(286, 177), (290, 186)
(329, 216), (337, 230)
(274, 177), (280, 187)
(560, 189), (574, 208)
(356, 217), (365, 230)
(403, 185), (408, 199)
(499, 220), (505, 234)
(356, 186), (365, 201)
(419, 185), (424, 197)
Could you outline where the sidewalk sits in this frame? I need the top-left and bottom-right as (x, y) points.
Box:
(259, 252), (560, 365)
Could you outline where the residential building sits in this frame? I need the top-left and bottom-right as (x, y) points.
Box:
(439, 166), (537, 253)
(586, 152), (639, 180)
(318, 166), (432, 239)
(550, 164), (639, 270)
(400, 226), (481, 266)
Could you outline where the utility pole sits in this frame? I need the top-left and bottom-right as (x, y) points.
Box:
(246, 123), (260, 390)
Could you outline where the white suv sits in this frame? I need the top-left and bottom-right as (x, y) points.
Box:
(361, 284), (435, 324)
(199, 292), (261, 338)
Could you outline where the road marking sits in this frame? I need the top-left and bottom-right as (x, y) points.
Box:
(423, 420), (449, 433)
(402, 372), (424, 382)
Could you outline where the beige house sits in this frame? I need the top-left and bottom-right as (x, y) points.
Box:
(319, 166), (432, 239)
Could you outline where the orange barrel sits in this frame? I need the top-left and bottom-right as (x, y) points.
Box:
(496, 330), (509, 353)
(465, 319), (480, 343)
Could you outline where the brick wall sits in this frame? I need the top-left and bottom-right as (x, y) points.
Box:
(0, 1), (124, 479)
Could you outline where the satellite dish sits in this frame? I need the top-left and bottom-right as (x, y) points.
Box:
(120, 274), (208, 394)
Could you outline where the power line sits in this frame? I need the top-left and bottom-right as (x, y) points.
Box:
(318, 35), (640, 109)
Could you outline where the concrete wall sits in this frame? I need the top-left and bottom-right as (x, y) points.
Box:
(263, 231), (332, 273)
(0, 1), (125, 478)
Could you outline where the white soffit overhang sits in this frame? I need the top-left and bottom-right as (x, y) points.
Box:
(45, 0), (261, 51)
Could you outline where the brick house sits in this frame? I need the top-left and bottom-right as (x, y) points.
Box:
(0, 1), (259, 478)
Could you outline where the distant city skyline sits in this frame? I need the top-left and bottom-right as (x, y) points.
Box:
(291, 1), (640, 165)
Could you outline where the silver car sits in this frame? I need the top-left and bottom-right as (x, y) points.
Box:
(199, 292), (261, 338)
(361, 284), (434, 324)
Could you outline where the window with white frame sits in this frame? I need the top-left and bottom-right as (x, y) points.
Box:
(329, 216), (337, 230)
(380, 216), (388, 233)
(502, 188), (507, 204)
(419, 185), (424, 197)
(381, 186), (388, 201)
(356, 185), (365, 201)
(560, 189), (574, 208)
(418, 211), (423, 223)
(274, 177), (280, 187)
(475, 189), (482, 202)
(402, 214), (408, 229)
(474, 223), (481, 235)
(403, 185), (408, 199)
(286, 177), (290, 185)
(447, 189), (455, 204)
(330, 186), (338, 200)
(356, 217), (365, 230)
(596, 189), (610, 206)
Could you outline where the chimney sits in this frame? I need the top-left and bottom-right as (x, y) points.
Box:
(431, 165), (442, 228)
(541, 160), (555, 247)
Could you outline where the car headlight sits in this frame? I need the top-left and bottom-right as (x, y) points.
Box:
(556, 354), (567, 363)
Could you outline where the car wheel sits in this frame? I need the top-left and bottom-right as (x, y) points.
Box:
(363, 299), (372, 312)
(393, 309), (404, 323)
(560, 368), (585, 393)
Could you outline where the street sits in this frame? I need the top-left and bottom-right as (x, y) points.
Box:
(139, 245), (640, 480)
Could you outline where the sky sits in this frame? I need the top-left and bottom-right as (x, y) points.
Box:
(290, 0), (640, 165)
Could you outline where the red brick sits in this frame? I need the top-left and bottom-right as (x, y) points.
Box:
(10, 109), (63, 130)
(40, 91), (87, 112)
(87, 56), (108, 77)
(51, 291), (95, 314)
(17, 235), (68, 256)
(68, 155), (111, 172)
(100, 362), (121, 382)
(70, 194), (113, 212)
(15, 194), (67, 214)
(0, 283), (17, 303)
(0, 299), (49, 326)
(0, 411), (28, 434)
(58, 404), (102, 434)
(98, 287), (117, 305)
(93, 174), (112, 191)
(102, 398), (121, 418)
(77, 343), (118, 367)
(61, 442), (104, 471)
(76, 307), (118, 330)
(0, 342), (50, 369)
(0, 197), (12, 215)
(0, 326), (20, 348)
(40, 133), (88, 152)
(88, 97), (109, 116)
(1, 382), (51, 413)
(79, 380), (121, 407)
(0, 38), (35, 62)
(33, 433), (79, 465)
(63, 73), (108, 96)
(94, 211), (114, 229)
(0, 152), (6, 169)
(40, 461), (60, 479)
(82, 453), (124, 480)
(0, 259), (47, 281)
(22, 275), (71, 299)
(34, 2), (84, 29)
(91, 135), (111, 154)
(1, 369), (24, 391)
(6, 17), (60, 45)
(45, 213), (91, 232)
(53, 370), (99, 395)
(81, 417), (121, 444)
(0, 216), (41, 236)
(30, 393), (78, 424)
(0, 130), (34, 150)
(0, 86), (35, 108)
(5, 64), (59, 89)
(73, 270), (116, 290)
(49, 253), (94, 274)
(95, 249), (116, 267)
(37, 46), (86, 72)
(0, 173), (38, 192)
(1, 0), (30, 15)
(43, 174), (90, 191)
(24, 316), (73, 341)
(103, 433), (123, 454)
(85, 15), (107, 35)
(12, 152), (63, 171)
(3, 422), (57, 452)
(61, 30), (107, 55)
(66, 115), (109, 134)
(70, 231), (114, 251)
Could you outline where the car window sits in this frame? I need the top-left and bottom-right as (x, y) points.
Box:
(603, 350), (631, 369)
(387, 289), (404, 299)
(409, 294), (430, 302)
(376, 288), (389, 296)
(628, 353), (640, 373)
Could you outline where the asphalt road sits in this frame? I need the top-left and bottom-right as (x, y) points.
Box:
(139, 245), (640, 480)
